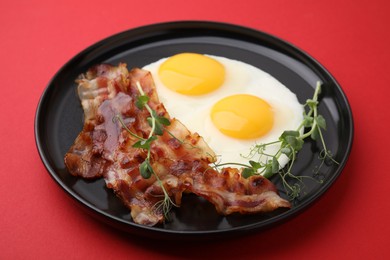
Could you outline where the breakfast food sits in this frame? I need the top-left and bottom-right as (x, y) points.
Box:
(64, 60), (292, 226)
(143, 53), (303, 167)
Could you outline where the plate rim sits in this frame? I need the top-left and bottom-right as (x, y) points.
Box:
(34, 20), (354, 239)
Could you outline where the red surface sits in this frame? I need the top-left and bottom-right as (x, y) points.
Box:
(1, 0), (389, 259)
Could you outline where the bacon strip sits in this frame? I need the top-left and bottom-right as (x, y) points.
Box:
(64, 64), (291, 226)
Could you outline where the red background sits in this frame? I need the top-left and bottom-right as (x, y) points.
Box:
(1, 0), (389, 259)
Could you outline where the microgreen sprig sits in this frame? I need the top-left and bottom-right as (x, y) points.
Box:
(114, 81), (176, 219)
(216, 81), (338, 200)
(132, 82), (171, 179)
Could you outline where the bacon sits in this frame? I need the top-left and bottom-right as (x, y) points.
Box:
(64, 64), (291, 226)
(64, 64), (129, 178)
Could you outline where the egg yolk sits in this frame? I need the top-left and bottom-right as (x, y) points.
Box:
(158, 53), (225, 95)
(211, 94), (274, 139)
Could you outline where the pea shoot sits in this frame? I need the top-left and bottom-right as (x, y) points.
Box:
(214, 81), (338, 199)
(115, 81), (176, 219)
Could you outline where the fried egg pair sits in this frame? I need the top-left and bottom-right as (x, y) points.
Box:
(143, 53), (303, 167)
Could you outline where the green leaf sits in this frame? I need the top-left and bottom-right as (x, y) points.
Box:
(147, 110), (170, 135)
(272, 157), (280, 174)
(263, 163), (273, 178)
(132, 136), (157, 149)
(280, 131), (303, 151)
(156, 116), (171, 126)
(147, 116), (164, 136)
(151, 110), (170, 126)
(150, 110), (160, 119)
(242, 168), (255, 178)
(302, 115), (314, 127)
(281, 147), (292, 156)
(136, 95), (149, 109)
(315, 115), (327, 130)
(133, 140), (148, 149)
(249, 160), (261, 170)
(154, 121), (164, 136)
(139, 160), (153, 179)
(280, 130), (300, 140)
(294, 137), (304, 151)
(310, 127), (319, 140)
(286, 136), (304, 151)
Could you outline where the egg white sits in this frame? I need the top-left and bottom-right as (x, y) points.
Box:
(143, 55), (304, 168)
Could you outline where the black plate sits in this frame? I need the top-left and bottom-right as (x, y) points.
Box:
(35, 21), (353, 239)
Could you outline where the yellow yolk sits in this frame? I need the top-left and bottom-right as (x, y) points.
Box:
(158, 53), (225, 95)
(211, 94), (274, 139)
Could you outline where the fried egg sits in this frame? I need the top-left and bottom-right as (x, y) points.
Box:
(143, 53), (303, 168)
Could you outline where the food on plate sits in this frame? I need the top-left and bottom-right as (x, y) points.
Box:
(64, 62), (292, 226)
(143, 53), (304, 168)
